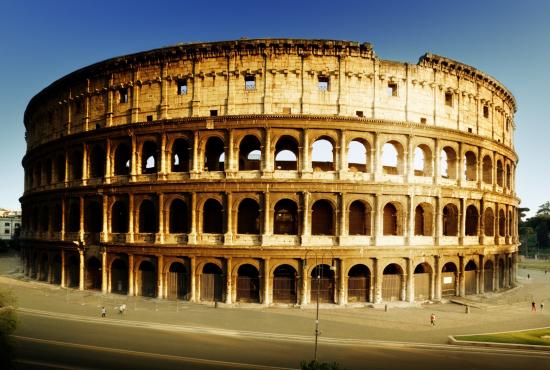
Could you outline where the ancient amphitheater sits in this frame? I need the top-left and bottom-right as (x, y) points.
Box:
(20, 39), (519, 305)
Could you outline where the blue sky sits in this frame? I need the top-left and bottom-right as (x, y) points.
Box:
(0, 0), (548, 217)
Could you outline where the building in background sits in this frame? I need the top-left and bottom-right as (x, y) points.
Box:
(0, 208), (21, 240)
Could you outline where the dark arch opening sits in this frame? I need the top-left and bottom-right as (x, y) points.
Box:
(239, 135), (262, 171)
(89, 145), (106, 179)
(464, 151), (477, 181)
(443, 204), (458, 236)
(237, 264), (260, 303)
(167, 262), (188, 300)
(139, 199), (158, 233)
(237, 198), (260, 234)
(138, 260), (157, 297)
(349, 201), (371, 235)
(111, 258), (129, 294)
(171, 138), (190, 172)
(274, 135), (298, 170)
(383, 203), (399, 235)
(382, 263), (403, 302)
(141, 141), (158, 174)
(67, 201), (80, 233)
(310, 264), (335, 303)
(203, 199), (223, 233)
(499, 209), (506, 237)
(201, 263), (223, 302)
(273, 265), (297, 304)
(69, 150), (83, 180)
(348, 264), (370, 303)
(85, 200), (102, 233)
(55, 154), (65, 182)
(85, 257), (102, 290)
(114, 143), (131, 176)
(66, 255), (80, 288)
(465, 205), (479, 236)
(274, 199), (298, 235)
(204, 137), (225, 171)
(52, 203), (62, 232)
(111, 201), (129, 233)
(169, 199), (189, 233)
(484, 208), (495, 236)
(311, 200), (334, 235)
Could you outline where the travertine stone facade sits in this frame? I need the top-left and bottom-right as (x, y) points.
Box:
(20, 39), (518, 305)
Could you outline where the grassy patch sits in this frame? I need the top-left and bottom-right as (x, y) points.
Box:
(456, 328), (550, 346)
(518, 260), (550, 271)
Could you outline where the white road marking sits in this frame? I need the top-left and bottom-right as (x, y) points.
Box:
(13, 335), (298, 370)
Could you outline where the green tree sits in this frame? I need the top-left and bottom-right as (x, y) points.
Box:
(0, 289), (18, 369)
(536, 222), (550, 249)
(536, 202), (550, 216)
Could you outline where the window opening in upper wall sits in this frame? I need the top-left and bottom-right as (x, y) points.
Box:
(483, 105), (489, 118)
(445, 92), (453, 107)
(282, 107), (292, 114)
(387, 82), (398, 97)
(119, 88), (128, 103)
(318, 76), (329, 91)
(420, 117), (427, 124)
(177, 79), (187, 95)
(245, 75), (256, 90)
(210, 110), (218, 117)
(356, 111), (364, 117)
(146, 115), (153, 122)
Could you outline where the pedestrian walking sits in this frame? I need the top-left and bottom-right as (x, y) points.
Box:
(531, 301), (536, 312)
(430, 313), (436, 326)
(528, 273), (530, 279)
(101, 306), (106, 317)
(120, 303), (126, 314)
(541, 302), (544, 311)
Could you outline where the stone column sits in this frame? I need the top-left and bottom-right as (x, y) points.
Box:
(130, 134), (138, 179)
(458, 255), (465, 297)
(457, 142), (464, 186)
(459, 197), (466, 245)
(188, 193), (197, 244)
(159, 132), (167, 178)
(301, 129), (311, 173)
(191, 131), (199, 175)
(373, 258), (382, 304)
(339, 193), (347, 239)
(406, 257), (414, 302)
(224, 192), (233, 244)
(225, 257), (232, 304)
(262, 128), (272, 174)
(157, 255), (164, 299)
(339, 130), (347, 177)
(82, 143), (89, 185)
(190, 256), (196, 302)
(105, 139), (112, 183)
(434, 256), (441, 301)
(478, 255), (485, 294)
(434, 196), (441, 245)
(227, 129), (235, 174)
(128, 194), (135, 243)
(301, 259), (308, 305)
(101, 249), (108, 294)
(158, 193), (165, 244)
(128, 254), (135, 296)
(372, 132), (381, 180)
(406, 194), (414, 244)
(79, 196), (85, 242)
(434, 138), (441, 184)
(406, 135), (413, 182)
(60, 249), (66, 288)
(263, 191), (271, 236)
(263, 258), (270, 305)
(373, 193), (381, 245)
(79, 249), (85, 291)
(338, 258), (346, 305)
(301, 191), (311, 240)
(102, 195), (109, 243)
(61, 197), (66, 241)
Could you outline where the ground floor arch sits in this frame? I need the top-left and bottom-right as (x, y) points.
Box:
(236, 264), (260, 303)
(85, 257), (102, 290)
(382, 264), (404, 301)
(66, 254), (80, 288)
(39, 254), (49, 281)
(200, 263), (223, 302)
(272, 264), (297, 304)
(347, 264), (371, 303)
(464, 260), (477, 295)
(138, 260), (157, 297)
(167, 262), (188, 300)
(484, 260), (494, 292)
(310, 264), (335, 303)
(51, 254), (62, 285)
(441, 262), (458, 297)
(111, 258), (129, 294)
(414, 263), (432, 301)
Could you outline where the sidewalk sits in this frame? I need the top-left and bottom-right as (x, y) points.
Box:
(2, 252), (550, 345)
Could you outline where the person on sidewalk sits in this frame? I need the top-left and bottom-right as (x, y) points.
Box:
(430, 313), (436, 326)
(531, 301), (536, 312)
(101, 306), (106, 318)
(541, 302), (544, 311)
(119, 303), (126, 314)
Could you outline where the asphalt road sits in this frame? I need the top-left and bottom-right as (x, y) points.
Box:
(12, 311), (550, 370)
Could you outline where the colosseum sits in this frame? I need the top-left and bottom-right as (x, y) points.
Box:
(19, 39), (519, 306)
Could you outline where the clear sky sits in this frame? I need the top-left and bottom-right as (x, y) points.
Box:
(0, 0), (548, 217)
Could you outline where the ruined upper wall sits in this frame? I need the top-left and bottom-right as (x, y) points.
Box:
(24, 39), (517, 150)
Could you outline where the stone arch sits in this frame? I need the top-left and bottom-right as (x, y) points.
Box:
(506, 164), (511, 189)
(55, 154), (65, 182)
(274, 135), (299, 171)
(111, 200), (129, 233)
(51, 254), (62, 284)
(482, 155), (493, 184)
(113, 142), (131, 175)
(383, 202), (402, 236)
(413, 144), (433, 177)
(167, 261), (188, 300)
(496, 160), (504, 187)
(465, 205), (479, 236)
(414, 203), (433, 236)
(414, 262), (432, 300)
(484, 259), (494, 292)
(498, 257), (506, 289)
(508, 210), (513, 237)
(89, 144), (106, 179)
(464, 151), (477, 181)
(138, 259), (157, 297)
(311, 199), (334, 235)
(203, 198), (224, 233)
(40, 205), (50, 232)
(110, 257), (128, 294)
(441, 262), (458, 297)
(203, 136), (225, 171)
(69, 149), (83, 180)
(67, 199), (80, 233)
(464, 259), (478, 295)
(85, 256), (102, 290)
(311, 136), (335, 171)
(484, 208), (495, 236)
(66, 254), (80, 288)
(274, 199), (299, 235)
(310, 264), (335, 304)
(171, 138), (190, 173)
(499, 209), (506, 237)
(52, 203), (62, 232)
(347, 139), (370, 172)
(44, 158), (52, 184)
(272, 264), (298, 304)
(382, 140), (405, 175)
(236, 264), (260, 303)
(238, 135), (262, 171)
(442, 203), (459, 236)
(441, 146), (457, 179)
(138, 198), (158, 233)
(141, 140), (158, 174)
(349, 200), (372, 235)
(169, 198), (189, 233)
(348, 264), (371, 303)
(200, 262), (223, 302)
(382, 263), (404, 301)
(237, 198), (260, 234)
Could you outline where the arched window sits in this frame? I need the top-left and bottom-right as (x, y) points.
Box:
(274, 135), (299, 171)
(67, 200), (80, 232)
(236, 264), (260, 303)
(464, 151), (477, 181)
(274, 199), (298, 235)
(238, 135), (262, 171)
(203, 199), (223, 233)
(508, 210), (513, 237)
(414, 203), (432, 236)
(44, 159), (52, 184)
(499, 209), (506, 237)
(84, 200), (102, 233)
(55, 154), (65, 182)
(382, 141), (403, 175)
(441, 147), (457, 179)
(141, 141), (158, 174)
(311, 200), (334, 235)
(52, 204), (62, 232)
(40, 206), (49, 232)
(349, 200), (371, 235)
(484, 208), (495, 236)
(482, 155), (492, 184)
(111, 201), (129, 233)
(496, 160), (504, 187)
(114, 143), (131, 175)
(171, 139), (190, 172)
(311, 138), (334, 171)
(347, 140), (368, 172)
(69, 150), (83, 180)
(383, 203), (400, 235)
(89, 145), (106, 179)
(169, 199), (188, 233)
(204, 137), (225, 171)
(506, 164), (511, 189)
(237, 198), (260, 234)
(138, 199), (158, 233)
(465, 205), (479, 236)
(413, 145), (432, 176)
(442, 204), (458, 236)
